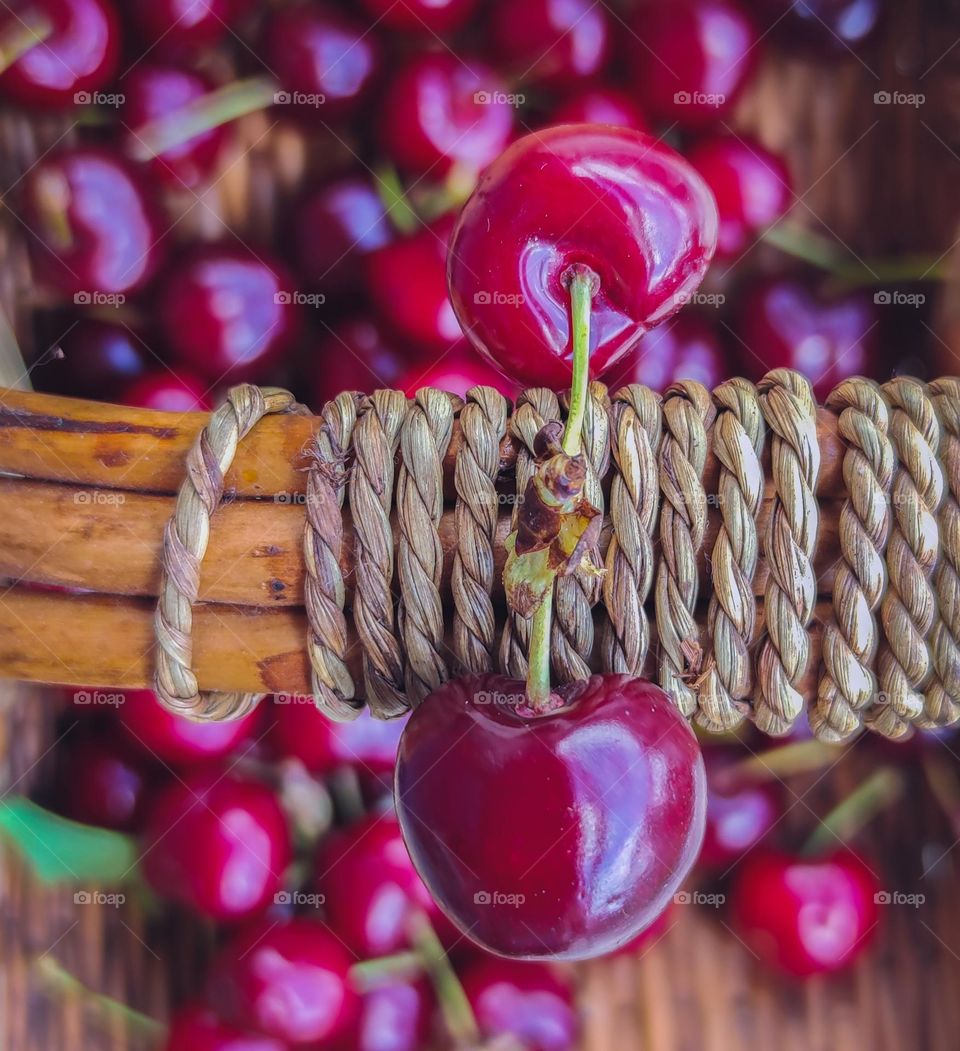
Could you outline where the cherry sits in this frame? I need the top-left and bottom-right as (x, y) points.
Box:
(459, 958), (578, 1051)
(395, 341), (519, 399)
(609, 904), (674, 957)
(360, 0), (476, 35)
(489, 0), (610, 86)
(293, 178), (393, 296)
(0, 0), (119, 109)
(747, 0), (884, 52)
(313, 811), (448, 958)
(627, 0), (760, 130)
(163, 1003), (287, 1051)
(21, 147), (164, 297)
(687, 135), (792, 259)
(207, 918), (359, 1045)
(395, 673), (705, 960)
(347, 978), (433, 1051)
(118, 688), (260, 766)
(142, 771), (291, 921)
(309, 318), (414, 405)
(121, 64), (227, 190)
(37, 318), (148, 399)
(730, 847), (881, 976)
(368, 216), (462, 350)
(608, 314), (728, 392)
(735, 276), (880, 401)
(548, 87), (648, 132)
(129, 0), (240, 55)
(157, 243), (301, 383)
(54, 730), (148, 831)
(262, 6), (381, 123)
(120, 370), (212, 413)
(447, 125), (718, 389)
(699, 748), (781, 870)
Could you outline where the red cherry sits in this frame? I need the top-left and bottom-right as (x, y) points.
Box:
(447, 125), (718, 389)
(120, 370), (212, 413)
(368, 216), (462, 350)
(735, 276), (881, 401)
(395, 341), (519, 399)
(379, 53), (514, 179)
(347, 979), (433, 1051)
(37, 318), (148, 399)
(118, 689), (260, 765)
(699, 749), (781, 869)
(314, 811), (448, 958)
(490, 0), (610, 86)
(54, 730), (148, 831)
(628, 0), (759, 129)
(309, 318), (415, 405)
(460, 958), (578, 1051)
(548, 87), (648, 132)
(746, 0), (884, 53)
(157, 243), (301, 383)
(687, 135), (791, 259)
(610, 314), (728, 392)
(730, 848), (881, 976)
(395, 673), (706, 959)
(142, 771), (291, 921)
(0, 0), (119, 109)
(129, 0), (240, 55)
(21, 147), (164, 296)
(262, 6), (381, 122)
(207, 918), (360, 1045)
(608, 903), (674, 957)
(163, 1003), (287, 1051)
(360, 0), (476, 34)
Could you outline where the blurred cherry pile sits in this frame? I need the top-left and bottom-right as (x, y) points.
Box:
(1, 0), (920, 412)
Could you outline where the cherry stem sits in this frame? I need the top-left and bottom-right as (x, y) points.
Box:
(350, 951), (423, 988)
(0, 10), (53, 75)
(719, 739), (845, 788)
(374, 166), (420, 237)
(527, 587), (554, 710)
(128, 75), (279, 162)
(801, 766), (904, 859)
(408, 910), (479, 1045)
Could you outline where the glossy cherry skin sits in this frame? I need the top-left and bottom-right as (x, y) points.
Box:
(310, 318), (415, 406)
(263, 7), (381, 122)
(163, 1003), (287, 1051)
(395, 673), (706, 960)
(699, 749), (781, 870)
(37, 318), (148, 399)
(346, 979), (433, 1051)
(55, 731), (148, 831)
(628, 0), (760, 130)
(460, 958), (578, 1051)
(0, 0), (119, 109)
(207, 918), (359, 1045)
(608, 903), (674, 957)
(369, 216), (462, 350)
(609, 314), (728, 392)
(142, 771), (291, 921)
(490, 0), (610, 86)
(313, 811), (448, 958)
(735, 277), (880, 401)
(157, 244), (301, 383)
(118, 689), (260, 765)
(129, 0), (238, 55)
(747, 0), (884, 52)
(394, 340), (519, 399)
(730, 848), (881, 976)
(447, 125), (718, 389)
(22, 147), (164, 297)
(121, 64), (227, 189)
(379, 53), (514, 179)
(119, 370), (212, 412)
(549, 88), (648, 132)
(687, 135), (792, 259)
(361, 0), (476, 34)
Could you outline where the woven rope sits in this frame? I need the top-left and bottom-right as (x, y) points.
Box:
(754, 369), (821, 737)
(154, 384), (298, 722)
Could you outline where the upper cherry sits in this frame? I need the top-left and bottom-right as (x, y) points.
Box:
(163, 1002), (287, 1051)
(309, 317), (414, 406)
(360, 0), (476, 35)
(548, 87), (649, 132)
(609, 313), (728, 392)
(348, 978), (433, 1051)
(699, 748), (781, 870)
(395, 340), (519, 399)
(746, 0), (885, 52)
(129, 0), (242, 55)
(38, 318), (148, 400)
(447, 125), (718, 389)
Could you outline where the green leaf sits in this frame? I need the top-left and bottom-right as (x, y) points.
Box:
(0, 797), (138, 885)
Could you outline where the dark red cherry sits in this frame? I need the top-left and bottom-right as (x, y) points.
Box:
(121, 64), (227, 189)
(379, 53), (514, 178)
(460, 958), (578, 1051)
(735, 276), (881, 401)
(37, 318), (148, 399)
(369, 216), (462, 350)
(129, 0), (239, 55)
(142, 771), (290, 921)
(118, 689), (260, 765)
(163, 1003), (287, 1051)
(309, 317), (414, 405)
(395, 673), (705, 960)
(610, 314), (728, 392)
(490, 0), (610, 86)
(608, 903), (674, 957)
(21, 147), (164, 296)
(447, 125), (718, 389)
(746, 0), (884, 52)
(361, 0), (476, 34)
(157, 243), (301, 383)
(699, 749), (781, 869)
(293, 178), (393, 296)
(628, 0), (760, 129)
(347, 979), (433, 1051)
(730, 848), (881, 976)
(548, 87), (648, 132)
(313, 811), (448, 958)
(54, 730), (148, 831)
(687, 135), (791, 259)
(120, 370), (212, 412)
(262, 6), (381, 122)
(395, 340), (519, 400)
(207, 918), (359, 1045)
(0, 0), (119, 109)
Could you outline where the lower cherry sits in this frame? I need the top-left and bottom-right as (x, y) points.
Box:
(163, 1003), (287, 1051)
(119, 371), (212, 413)
(347, 978), (433, 1051)
(361, 0), (476, 35)
(395, 673), (705, 959)
(610, 314), (728, 392)
(394, 341), (519, 399)
(54, 730), (148, 831)
(38, 318), (148, 399)
(548, 87), (648, 132)
(310, 318), (414, 406)
(746, 0), (884, 52)
(699, 748), (781, 870)
(129, 0), (239, 55)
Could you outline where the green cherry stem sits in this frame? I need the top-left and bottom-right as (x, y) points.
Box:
(408, 910), (479, 1045)
(349, 951), (424, 988)
(801, 766), (904, 859)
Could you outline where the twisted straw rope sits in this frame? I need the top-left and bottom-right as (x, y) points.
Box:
(754, 369), (821, 737)
(452, 386), (509, 674)
(601, 384), (662, 676)
(656, 380), (715, 718)
(303, 391), (362, 722)
(154, 384), (299, 722)
(810, 379), (893, 742)
(869, 377), (944, 739)
(696, 378), (765, 732)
